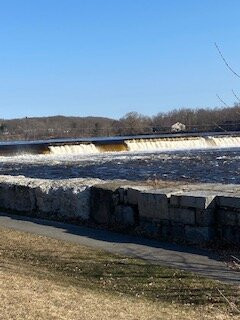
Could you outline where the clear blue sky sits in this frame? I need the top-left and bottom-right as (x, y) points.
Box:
(0, 0), (240, 119)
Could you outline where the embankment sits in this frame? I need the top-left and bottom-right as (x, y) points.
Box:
(0, 175), (239, 245)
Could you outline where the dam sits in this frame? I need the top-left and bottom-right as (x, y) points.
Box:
(0, 131), (239, 184)
(0, 131), (240, 156)
(0, 131), (239, 247)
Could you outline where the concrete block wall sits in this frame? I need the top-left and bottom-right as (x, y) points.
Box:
(90, 184), (240, 245)
(216, 195), (240, 244)
(0, 175), (239, 246)
(0, 175), (101, 221)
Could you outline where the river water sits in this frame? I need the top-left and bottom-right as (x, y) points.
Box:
(0, 148), (239, 184)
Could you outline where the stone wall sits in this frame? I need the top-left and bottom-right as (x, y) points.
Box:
(0, 175), (101, 221)
(216, 195), (240, 244)
(90, 183), (240, 245)
(0, 175), (240, 246)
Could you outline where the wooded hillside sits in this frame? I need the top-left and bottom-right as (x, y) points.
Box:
(0, 104), (240, 141)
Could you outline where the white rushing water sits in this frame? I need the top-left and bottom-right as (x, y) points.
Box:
(125, 136), (240, 152)
(49, 143), (100, 155)
(0, 140), (239, 183)
(46, 135), (240, 155)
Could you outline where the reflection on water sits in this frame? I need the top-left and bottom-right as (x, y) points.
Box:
(0, 148), (239, 184)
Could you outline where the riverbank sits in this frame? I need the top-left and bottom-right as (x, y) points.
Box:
(0, 226), (239, 320)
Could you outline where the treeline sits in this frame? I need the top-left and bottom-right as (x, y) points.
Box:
(1, 104), (240, 141)
(0, 116), (115, 141)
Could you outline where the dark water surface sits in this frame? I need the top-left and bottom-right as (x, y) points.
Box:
(0, 148), (239, 184)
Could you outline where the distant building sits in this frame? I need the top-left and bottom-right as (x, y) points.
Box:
(171, 122), (186, 132)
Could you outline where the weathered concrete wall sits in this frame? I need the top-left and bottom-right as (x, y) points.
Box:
(90, 182), (240, 245)
(0, 175), (102, 221)
(216, 195), (240, 244)
(0, 175), (240, 246)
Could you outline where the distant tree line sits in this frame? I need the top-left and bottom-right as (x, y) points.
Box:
(0, 104), (240, 141)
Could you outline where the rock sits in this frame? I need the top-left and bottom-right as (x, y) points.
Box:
(217, 195), (240, 209)
(217, 209), (238, 226)
(90, 183), (119, 224)
(169, 208), (195, 225)
(138, 191), (169, 220)
(221, 226), (240, 244)
(0, 183), (36, 212)
(185, 226), (214, 244)
(114, 205), (135, 226)
(126, 186), (151, 206)
(0, 175), (101, 220)
(170, 191), (216, 209)
(195, 209), (214, 226)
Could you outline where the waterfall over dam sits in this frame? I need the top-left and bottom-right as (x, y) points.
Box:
(0, 132), (240, 156)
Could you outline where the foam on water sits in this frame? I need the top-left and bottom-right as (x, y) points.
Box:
(46, 135), (240, 156)
(0, 134), (240, 184)
(0, 147), (239, 184)
(125, 136), (240, 152)
(49, 143), (99, 155)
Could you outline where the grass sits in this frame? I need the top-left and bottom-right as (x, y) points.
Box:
(0, 226), (239, 320)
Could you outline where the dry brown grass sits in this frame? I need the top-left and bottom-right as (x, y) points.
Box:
(145, 178), (191, 189)
(0, 227), (239, 320)
(0, 265), (224, 320)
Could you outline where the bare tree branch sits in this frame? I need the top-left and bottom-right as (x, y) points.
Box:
(216, 93), (240, 116)
(216, 94), (230, 108)
(214, 42), (240, 78)
(232, 89), (240, 103)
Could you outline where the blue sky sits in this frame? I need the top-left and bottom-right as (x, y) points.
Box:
(0, 0), (240, 119)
